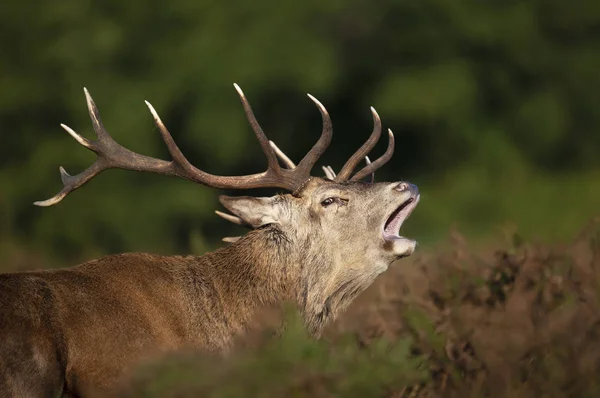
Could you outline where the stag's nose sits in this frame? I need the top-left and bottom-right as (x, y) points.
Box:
(394, 182), (419, 195)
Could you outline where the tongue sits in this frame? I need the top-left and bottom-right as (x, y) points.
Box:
(384, 199), (413, 234)
(385, 214), (402, 236)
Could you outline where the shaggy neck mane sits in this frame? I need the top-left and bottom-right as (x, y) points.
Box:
(188, 225), (372, 343)
(188, 227), (300, 346)
(212, 227), (298, 303)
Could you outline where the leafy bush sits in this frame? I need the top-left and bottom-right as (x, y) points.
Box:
(118, 308), (426, 397)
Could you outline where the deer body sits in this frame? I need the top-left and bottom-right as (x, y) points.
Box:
(0, 236), (297, 396)
(1, 85), (420, 396)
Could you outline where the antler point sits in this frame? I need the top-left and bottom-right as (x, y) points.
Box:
(33, 192), (67, 207)
(145, 101), (162, 124)
(215, 210), (246, 226)
(222, 237), (241, 243)
(61, 124), (92, 148)
(233, 83), (244, 97)
(144, 100), (156, 113)
(370, 107), (381, 120)
(306, 94), (329, 121)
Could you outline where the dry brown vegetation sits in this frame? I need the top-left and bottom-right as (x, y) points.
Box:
(112, 219), (600, 397)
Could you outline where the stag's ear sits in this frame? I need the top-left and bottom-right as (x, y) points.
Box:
(218, 195), (285, 228)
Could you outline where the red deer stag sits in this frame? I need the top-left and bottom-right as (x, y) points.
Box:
(0, 84), (420, 397)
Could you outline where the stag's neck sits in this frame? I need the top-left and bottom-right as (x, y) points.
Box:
(187, 227), (300, 348)
(185, 227), (373, 347)
(210, 230), (299, 305)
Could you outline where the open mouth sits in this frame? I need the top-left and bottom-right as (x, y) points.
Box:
(383, 195), (419, 240)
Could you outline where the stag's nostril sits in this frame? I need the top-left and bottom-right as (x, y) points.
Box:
(395, 182), (409, 191)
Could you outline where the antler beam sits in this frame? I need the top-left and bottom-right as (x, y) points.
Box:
(35, 85), (333, 206)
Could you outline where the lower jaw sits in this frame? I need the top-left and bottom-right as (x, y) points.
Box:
(383, 235), (417, 258)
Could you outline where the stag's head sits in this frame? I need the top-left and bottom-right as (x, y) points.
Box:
(35, 84), (420, 333)
(219, 174), (419, 274)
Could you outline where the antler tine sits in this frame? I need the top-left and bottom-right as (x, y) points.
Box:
(266, 95), (332, 176)
(350, 129), (395, 182)
(144, 101), (196, 173)
(322, 165), (336, 180)
(335, 107), (382, 182)
(60, 123), (93, 149)
(84, 88), (110, 140)
(215, 210), (254, 228)
(222, 236), (241, 243)
(233, 84), (281, 174)
(364, 156), (374, 183)
(269, 141), (296, 169)
(294, 94), (333, 175)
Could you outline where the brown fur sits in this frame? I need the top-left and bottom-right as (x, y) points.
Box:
(0, 178), (419, 396)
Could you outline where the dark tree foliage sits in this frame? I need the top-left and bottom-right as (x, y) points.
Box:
(1, 0), (599, 265)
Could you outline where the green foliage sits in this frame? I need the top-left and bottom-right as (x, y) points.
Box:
(1, 0), (600, 263)
(122, 309), (427, 397)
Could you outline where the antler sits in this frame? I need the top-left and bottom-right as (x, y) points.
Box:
(333, 108), (395, 183)
(348, 129), (395, 182)
(35, 85), (333, 207)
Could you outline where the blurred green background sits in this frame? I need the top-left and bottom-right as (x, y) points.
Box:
(1, 0), (599, 268)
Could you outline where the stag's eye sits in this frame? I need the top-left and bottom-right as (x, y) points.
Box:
(321, 197), (336, 207)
